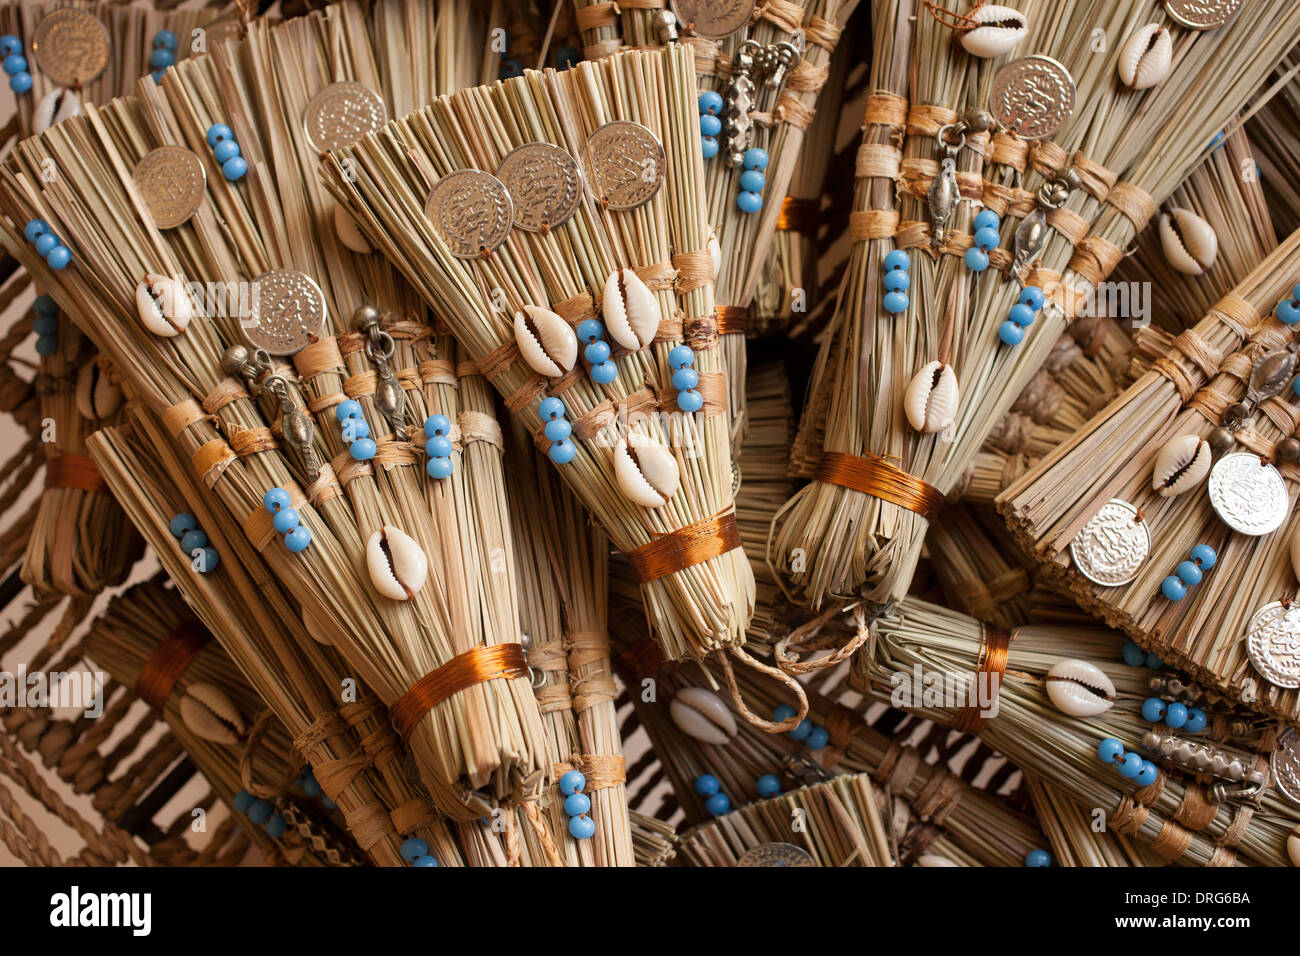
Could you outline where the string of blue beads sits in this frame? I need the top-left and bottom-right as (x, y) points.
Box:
(1, 35), (31, 94)
(1120, 641), (1164, 670)
(575, 318), (618, 384)
(772, 704), (829, 749)
(231, 789), (288, 839)
(997, 285), (1043, 346)
(1096, 736), (1159, 787)
(964, 209), (1000, 273)
(1276, 283), (1300, 326)
(736, 147), (768, 214)
(149, 30), (178, 85)
(694, 773), (730, 816)
(1159, 543), (1216, 601)
(882, 249), (910, 315)
(32, 295), (59, 356)
(336, 399), (376, 462)
(1025, 849), (1052, 867)
(169, 512), (220, 573)
(400, 837), (439, 867)
(24, 220), (72, 271)
(205, 124), (247, 182)
(699, 90), (722, 160)
(1140, 696), (1207, 734)
(423, 414), (454, 479)
(560, 770), (595, 839)
(539, 397), (576, 464)
(669, 345), (702, 412)
(263, 488), (311, 552)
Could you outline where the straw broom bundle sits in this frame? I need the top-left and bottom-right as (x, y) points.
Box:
(772, 0), (1300, 630)
(1023, 772), (1163, 866)
(629, 809), (677, 866)
(860, 598), (1300, 866)
(925, 502), (1032, 628)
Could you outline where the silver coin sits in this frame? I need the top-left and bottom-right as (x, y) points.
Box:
(132, 146), (206, 229)
(32, 8), (110, 88)
(1207, 452), (1288, 536)
(1164, 0), (1244, 30)
(303, 82), (388, 154)
(1272, 729), (1300, 806)
(989, 55), (1075, 141)
(495, 142), (583, 232)
(736, 842), (815, 867)
(583, 121), (665, 211)
(424, 169), (514, 259)
(244, 270), (327, 356)
(1246, 602), (1300, 691)
(669, 0), (756, 39)
(1069, 498), (1150, 587)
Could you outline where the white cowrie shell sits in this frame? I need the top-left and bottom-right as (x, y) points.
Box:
(514, 304), (578, 378)
(959, 5), (1027, 58)
(904, 360), (958, 434)
(74, 362), (122, 421)
(669, 687), (737, 744)
(707, 226), (722, 286)
(1159, 208), (1217, 275)
(136, 274), (193, 337)
(614, 435), (680, 509)
(334, 203), (372, 254)
(1152, 434), (1211, 497)
(33, 88), (81, 135)
(1118, 24), (1172, 90)
(1045, 659), (1116, 717)
(915, 854), (959, 867)
(602, 268), (658, 351)
(179, 682), (245, 745)
(366, 525), (428, 601)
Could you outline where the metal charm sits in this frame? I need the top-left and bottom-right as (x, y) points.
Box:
(32, 8), (110, 88)
(781, 751), (833, 786)
(302, 82), (388, 154)
(720, 39), (802, 167)
(353, 305), (406, 437)
(736, 843), (815, 867)
(495, 142), (583, 232)
(1207, 452), (1287, 536)
(669, 0), (757, 39)
(1010, 168), (1079, 278)
(1245, 601), (1300, 690)
(1068, 498), (1150, 587)
(244, 270), (327, 356)
(1164, 0), (1244, 30)
(1272, 729), (1300, 806)
(989, 55), (1075, 140)
(1143, 730), (1266, 802)
(927, 127), (962, 252)
(132, 146), (207, 230)
(1245, 343), (1300, 406)
(423, 169), (514, 257)
(222, 345), (320, 482)
(583, 121), (666, 211)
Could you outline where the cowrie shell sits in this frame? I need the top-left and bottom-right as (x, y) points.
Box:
(136, 274), (193, 337)
(602, 267), (658, 352)
(366, 525), (428, 601)
(179, 682), (245, 745)
(1118, 24), (1172, 90)
(915, 854), (959, 867)
(959, 5), (1028, 58)
(1159, 208), (1217, 275)
(904, 360), (958, 435)
(514, 304), (578, 378)
(669, 687), (737, 744)
(33, 88), (81, 135)
(1151, 434), (1211, 497)
(334, 203), (372, 254)
(74, 361), (122, 421)
(1045, 659), (1115, 717)
(613, 434), (680, 509)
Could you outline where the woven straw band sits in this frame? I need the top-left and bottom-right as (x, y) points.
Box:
(951, 625), (1015, 734)
(716, 305), (749, 335)
(552, 754), (627, 791)
(776, 197), (819, 237)
(623, 511), (742, 584)
(814, 451), (944, 520)
(44, 453), (108, 494)
(135, 623), (209, 711)
(390, 644), (529, 738)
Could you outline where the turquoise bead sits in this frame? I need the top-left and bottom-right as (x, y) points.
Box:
(425, 435), (452, 458)
(34, 233), (59, 257)
(3, 54), (26, 75)
(739, 169), (765, 192)
(411, 854), (439, 866)
(1121, 641), (1146, 667)
(1164, 702), (1188, 729)
(151, 70), (165, 86)
(543, 418), (572, 441)
(1097, 738), (1124, 764)
(676, 389), (703, 413)
(701, 136), (719, 160)
(1008, 303), (1035, 327)
(272, 508), (300, 534)
(882, 291), (909, 314)
(736, 190), (762, 213)
(964, 247), (989, 272)
(756, 774), (782, 798)
(1184, 708), (1207, 733)
(806, 726), (829, 750)
(1175, 560), (1201, 586)
(772, 704), (796, 723)
(33, 294), (57, 315)
(46, 246), (71, 270)
(247, 799), (272, 824)
(169, 513), (198, 537)
(213, 139), (240, 164)
(672, 367), (699, 391)
(742, 147), (769, 171)
(973, 226), (999, 251)
(1117, 753), (1142, 778)
(973, 209), (1000, 231)
(232, 790), (255, 813)
(426, 457), (453, 479)
(1134, 761), (1158, 787)
(284, 526), (312, 552)
(265, 814), (287, 838)
(1160, 575), (1186, 601)
(699, 91), (723, 114)
(563, 792), (591, 817)
(154, 30), (178, 50)
(1278, 300), (1300, 325)
(538, 396), (566, 420)
(704, 792), (730, 816)
(400, 837), (428, 862)
(668, 345), (694, 369)
(789, 719), (812, 742)
(590, 360), (617, 384)
(1293, 376), (1300, 398)
(997, 320), (1024, 345)
(343, 418), (371, 443)
(424, 413), (451, 437)
(1189, 544), (1216, 570)
(883, 270), (909, 292)
(263, 488), (291, 513)
(34, 335), (58, 355)
(8, 71), (31, 94)
(693, 774), (719, 796)
(559, 770), (586, 795)
(1141, 697), (1167, 723)
(1025, 849), (1051, 867)
(33, 314), (58, 335)
(24, 220), (49, 242)
(0, 36), (21, 57)
(575, 319), (604, 343)
(148, 48), (174, 69)
(549, 437), (577, 464)
(335, 399), (363, 421)
(883, 250), (910, 272)
(1019, 286), (1045, 310)
(583, 340), (610, 364)
(207, 124), (233, 146)
(196, 547), (219, 572)
(350, 437), (377, 460)
(179, 529), (208, 553)
(222, 157), (248, 181)
(700, 114), (721, 137)
(568, 814), (596, 839)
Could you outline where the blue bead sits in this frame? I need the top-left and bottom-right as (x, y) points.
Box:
(973, 209), (1000, 231)
(1207, 131), (1226, 152)
(699, 90), (723, 115)
(1019, 286), (1045, 310)
(1008, 303), (1035, 327)
(693, 773), (719, 796)
(1025, 849), (1051, 867)
(265, 814), (287, 838)
(411, 854), (439, 866)
(538, 396), (566, 420)
(1117, 753), (1143, 779)
(676, 389), (704, 413)
(584, 340), (610, 364)
(1141, 697), (1167, 723)
(247, 799), (272, 824)
(1189, 544), (1216, 570)
(33, 294), (58, 316)
(558, 766), (588, 797)
(1164, 702), (1188, 729)
(963, 247), (989, 272)
(34, 233), (59, 256)
(334, 399), (363, 422)
(563, 792), (591, 817)
(575, 319), (604, 343)
(736, 190), (763, 214)
(34, 334), (58, 356)
(154, 30), (178, 50)
(998, 320), (1025, 345)
(672, 367), (699, 391)
(46, 245), (71, 270)
(883, 270), (909, 293)
(756, 774), (782, 798)
(805, 726), (829, 750)
(1294, 376), (1300, 398)
(152, 70), (165, 86)
(1121, 641), (1146, 667)
(213, 138), (241, 164)
(32, 314), (58, 335)
(1184, 708), (1207, 733)
(739, 169), (766, 193)
(232, 789), (255, 813)
(1160, 575), (1186, 601)
(206, 123), (233, 146)
(8, 71), (31, 94)
(426, 457), (453, 479)
(701, 136), (719, 160)
(425, 435), (453, 458)
(272, 508), (300, 534)
(169, 513), (198, 538)
(882, 290), (910, 315)
(424, 413), (451, 437)
(400, 837), (428, 862)
(222, 157), (248, 181)
(301, 777), (322, 799)
(590, 360), (618, 384)
(568, 814), (596, 839)
(700, 114), (721, 137)
(1097, 738), (1124, 764)
(180, 529), (208, 553)
(343, 417), (371, 443)
(789, 719), (812, 742)
(24, 219), (49, 242)
(148, 48), (174, 69)
(705, 792), (731, 816)
(742, 147), (769, 171)
(772, 704), (796, 723)
(3, 54), (27, 76)
(883, 250), (910, 272)
(349, 437), (377, 461)
(543, 418), (572, 442)
(973, 226), (1000, 251)
(1175, 560), (1202, 586)
(1278, 300), (1300, 325)
(197, 547), (220, 572)
(0, 36), (21, 57)
(1293, 283), (1300, 304)
(284, 526), (312, 552)
(1134, 761), (1159, 787)
(1144, 652), (1164, 670)
(263, 488), (291, 513)
(668, 345), (695, 369)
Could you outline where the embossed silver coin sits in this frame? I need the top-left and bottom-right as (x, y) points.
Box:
(669, 0), (756, 39)
(303, 82), (387, 153)
(423, 169), (514, 259)
(244, 270), (327, 356)
(32, 8), (111, 87)
(1069, 498), (1150, 587)
(1164, 0), (1244, 30)
(584, 121), (665, 211)
(495, 142), (583, 232)
(1272, 729), (1300, 805)
(989, 55), (1075, 140)
(132, 146), (207, 229)
(736, 843), (815, 867)
(1246, 602), (1300, 691)
(1207, 452), (1288, 536)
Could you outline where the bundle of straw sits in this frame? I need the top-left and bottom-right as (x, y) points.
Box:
(925, 503), (1032, 629)
(629, 809), (677, 866)
(1023, 773), (1163, 866)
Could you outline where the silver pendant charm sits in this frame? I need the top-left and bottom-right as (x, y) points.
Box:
(1245, 601), (1300, 690)
(927, 155), (959, 252)
(722, 42), (758, 166)
(1143, 730), (1265, 801)
(1244, 343), (1299, 406)
(1069, 498), (1149, 587)
(1207, 452), (1288, 536)
(354, 306), (406, 438)
(222, 345), (321, 481)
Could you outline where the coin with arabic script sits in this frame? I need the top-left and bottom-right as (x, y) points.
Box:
(1246, 602), (1300, 691)
(423, 169), (514, 259)
(132, 147), (206, 229)
(669, 0), (756, 39)
(1272, 729), (1300, 806)
(1164, 0), (1244, 30)
(303, 82), (388, 154)
(495, 142), (583, 232)
(1207, 452), (1288, 536)
(583, 121), (665, 211)
(243, 270), (327, 356)
(1068, 498), (1149, 587)
(989, 55), (1075, 141)
(32, 8), (110, 88)
(736, 843), (815, 867)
